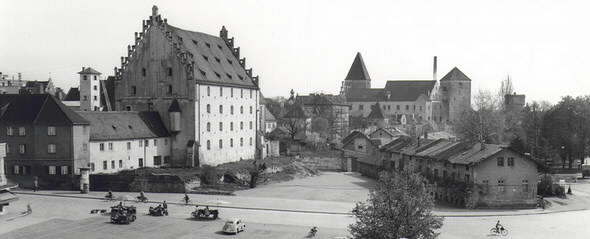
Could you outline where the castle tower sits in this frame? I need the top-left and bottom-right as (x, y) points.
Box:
(78, 67), (102, 111)
(343, 52), (371, 93)
(439, 67), (471, 122)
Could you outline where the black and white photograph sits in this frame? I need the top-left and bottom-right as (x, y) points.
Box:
(1, 0), (590, 238)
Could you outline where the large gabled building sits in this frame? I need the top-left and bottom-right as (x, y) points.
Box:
(114, 6), (260, 166)
(342, 54), (471, 127)
(0, 94), (90, 190)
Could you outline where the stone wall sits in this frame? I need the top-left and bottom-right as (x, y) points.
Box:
(299, 156), (345, 171)
(89, 174), (185, 193)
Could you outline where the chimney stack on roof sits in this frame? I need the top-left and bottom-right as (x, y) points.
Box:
(433, 56), (437, 81)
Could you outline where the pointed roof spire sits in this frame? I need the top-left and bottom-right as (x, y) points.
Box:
(439, 67), (471, 82)
(345, 52), (371, 81)
(152, 5), (159, 17)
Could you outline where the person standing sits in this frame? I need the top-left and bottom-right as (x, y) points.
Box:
(33, 177), (39, 192)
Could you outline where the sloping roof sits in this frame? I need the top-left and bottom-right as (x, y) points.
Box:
(64, 87), (80, 101)
(382, 136), (414, 152)
(283, 104), (311, 118)
(100, 77), (116, 110)
(346, 88), (383, 102)
(447, 143), (504, 165)
(367, 103), (385, 119)
(439, 67), (471, 82)
(78, 67), (101, 75)
(78, 111), (170, 141)
(264, 106), (276, 121)
(24, 81), (49, 87)
(345, 52), (371, 81)
(167, 25), (258, 89)
(382, 80), (436, 101)
(341, 131), (379, 148)
(0, 94), (89, 125)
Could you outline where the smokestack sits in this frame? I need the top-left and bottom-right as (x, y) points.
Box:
(433, 56), (437, 81)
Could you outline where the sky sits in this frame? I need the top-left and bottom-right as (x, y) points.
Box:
(2, 0), (590, 104)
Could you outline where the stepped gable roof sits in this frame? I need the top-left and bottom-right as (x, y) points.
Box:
(345, 52), (371, 81)
(439, 67), (471, 82)
(367, 103), (386, 119)
(346, 88), (383, 102)
(0, 94), (89, 125)
(78, 67), (101, 75)
(382, 80), (436, 101)
(78, 111), (170, 141)
(64, 87), (80, 101)
(166, 25), (258, 89)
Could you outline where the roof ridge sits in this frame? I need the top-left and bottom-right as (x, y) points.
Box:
(32, 94), (50, 124)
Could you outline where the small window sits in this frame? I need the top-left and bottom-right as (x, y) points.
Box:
(219, 105), (223, 113)
(241, 89), (243, 98)
(6, 126), (13, 136)
(94, 76), (97, 81)
(240, 137), (243, 146)
(167, 84), (172, 94)
(48, 144), (56, 154)
(139, 158), (144, 167)
(83, 143), (87, 152)
(61, 166), (69, 175)
(18, 127), (25, 136)
(207, 122), (211, 132)
(90, 163), (95, 172)
(498, 180), (505, 192)
(207, 104), (211, 113)
(94, 96), (97, 101)
(145, 140), (149, 147)
(119, 160), (123, 168)
(497, 157), (504, 167)
(231, 106), (234, 114)
(207, 140), (211, 150)
(165, 139), (168, 145)
(139, 140), (143, 147)
(240, 106), (244, 114)
(108, 143), (113, 151)
(93, 85), (97, 91)
(405, 105), (409, 110)
(507, 157), (514, 166)
(249, 121), (253, 130)
(219, 122), (223, 131)
(83, 75), (87, 81)
(220, 87), (223, 96)
(167, 67), (173, 76)
(240, 121), (243, 130)
(131, 86), (136, 95)
(250, 90), (253, 98)
(230, 122), (234, 131)
(249, 137), (252, 146)
(207, 86), (210, 96)
(99, 143), (104, 151)
(522, 179), (529, 192)
(231, 88), (234, 97)
(6, 144), (10, 153)
(48, 165), (56, 175)
(103, 161), (107, 170)
(219, 139), (223, 148)
(111, 161), (115, 169)
(142, 68), (146, 76)
(250, 106), (253, 114)
(125, 106), (132, 111)
(154, 139), (157, 145)
(48, 126), (56, 136)
(127, 142), (131, 150)
(230, 138), (233, 147)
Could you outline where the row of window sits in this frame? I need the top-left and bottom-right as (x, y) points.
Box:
(98, 139), (168, 151)
(5, 144), (58, 154)
(82, 95), (98, 101)
(206, 86), (253, 99)
(206, 121), (253, 131)
(205, 137), (252, 149)
(497, 157), (515, 167)
(6, 126), (57, 136)
(82, 75), (98, 81)
(12, 165), (70, 175)
(205, 105), (254, 115)
(482, 179), (530, 192)
(140, 67), (174, 77)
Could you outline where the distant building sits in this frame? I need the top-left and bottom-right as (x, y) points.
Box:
(62, 87), (81, 110)
(78, 67), (102, 111)
(78, 111), (171, 173)
(341, 131), (381, 155)
(296, 93), (350, 141)
(114, 6), (260, 166)
(21, 79), (55, 95)
(505, 93), (526, 110)
(0, 72), (26, 94)
(0, 94), (90, 190)
(342, 54), (472, 128)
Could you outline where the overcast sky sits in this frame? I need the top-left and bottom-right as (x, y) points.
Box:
(2, 0), (590, 104)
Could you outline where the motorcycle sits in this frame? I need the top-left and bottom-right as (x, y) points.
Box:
(490, 226), (508, 236)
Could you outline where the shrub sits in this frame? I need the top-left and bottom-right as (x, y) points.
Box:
(201, 165), (219, 185)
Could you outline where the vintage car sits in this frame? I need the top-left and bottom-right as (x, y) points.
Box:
(148, 205), (168, 216)
(110, 205), (137, 224)
(222, 218), (245, 234)
(191, 206), (219, 219)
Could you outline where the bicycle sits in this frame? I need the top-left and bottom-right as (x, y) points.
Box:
(490, 226), (508, 236)
(180, 198), (192, 205)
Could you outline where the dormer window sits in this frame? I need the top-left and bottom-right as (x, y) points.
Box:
(217, 44), (222, 50)
(192, 40), (198, 45)
(215, 57), (220, 63)
(202, 55), (209, 61)
(205, 42), (210, 48)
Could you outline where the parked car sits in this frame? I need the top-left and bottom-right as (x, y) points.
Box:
(110, 205), (137, 224)
(222, 218), (246, 234)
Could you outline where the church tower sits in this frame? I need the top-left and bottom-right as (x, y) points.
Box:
(78, 67), (102, 111)
(342, 52), (371, 94)
(439, 67), (471, 122)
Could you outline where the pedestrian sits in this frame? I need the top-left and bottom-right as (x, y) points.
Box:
(33, 177), (39, 192)
(162, 200), (167, 209)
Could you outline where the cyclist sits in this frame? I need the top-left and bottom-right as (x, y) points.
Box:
(183, 193), (190, 205)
